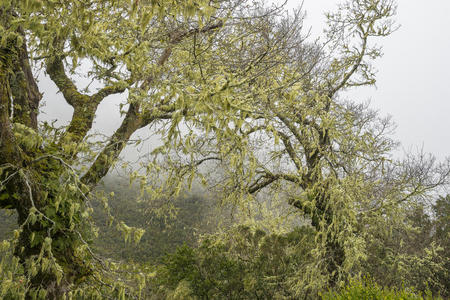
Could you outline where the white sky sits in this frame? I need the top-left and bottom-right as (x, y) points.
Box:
(39, 0), (450, 161)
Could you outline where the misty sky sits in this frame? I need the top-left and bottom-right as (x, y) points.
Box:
(294, 0), (450, 159)
(39, 0), (450, 161)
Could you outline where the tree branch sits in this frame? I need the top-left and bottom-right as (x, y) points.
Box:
(277, 130), (303, 172)
(46, 56), (129, 153)
(46, 56), (88, 107)
(81, 102), (142, 188)
(248, 174), (280, 194)
(328, 27), (368, 98)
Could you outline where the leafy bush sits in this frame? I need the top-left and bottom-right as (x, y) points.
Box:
(320, 278), (440, 300)
(154, 225), (316, 299)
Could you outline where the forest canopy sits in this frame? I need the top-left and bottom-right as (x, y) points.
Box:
(0, 0), (449, 299)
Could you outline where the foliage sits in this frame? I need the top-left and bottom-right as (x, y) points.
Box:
(363, 196), (449, 298)
(433, 195), (449, 253)
(154, 225), (316, 299)
(2, 193), (447, 299)
(320, 278), (439, 300)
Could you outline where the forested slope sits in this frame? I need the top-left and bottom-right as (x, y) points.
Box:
(1, 176), (222, 263)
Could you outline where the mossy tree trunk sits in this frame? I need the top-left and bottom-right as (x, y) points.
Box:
(0, 18), (84, 297)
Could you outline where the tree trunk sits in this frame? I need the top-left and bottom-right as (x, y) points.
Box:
(310, 188), (346, 288)
(1, 18), (89, 297)
(15, 197), (91, 299)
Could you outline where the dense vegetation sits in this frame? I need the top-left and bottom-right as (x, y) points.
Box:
(1, 181), (448, 298)
(1, 0), (449, 298)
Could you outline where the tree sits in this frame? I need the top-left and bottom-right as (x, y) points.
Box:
(363, 192), (449, 296)
(2, 0), (449, 298)
(146, 0), (450, 294)
(0, 0), (296, 297)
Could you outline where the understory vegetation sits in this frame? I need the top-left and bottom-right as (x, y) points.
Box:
(1, 181), (448, 298)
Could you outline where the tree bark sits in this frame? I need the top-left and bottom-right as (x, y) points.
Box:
(9, 29), (42, 130)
